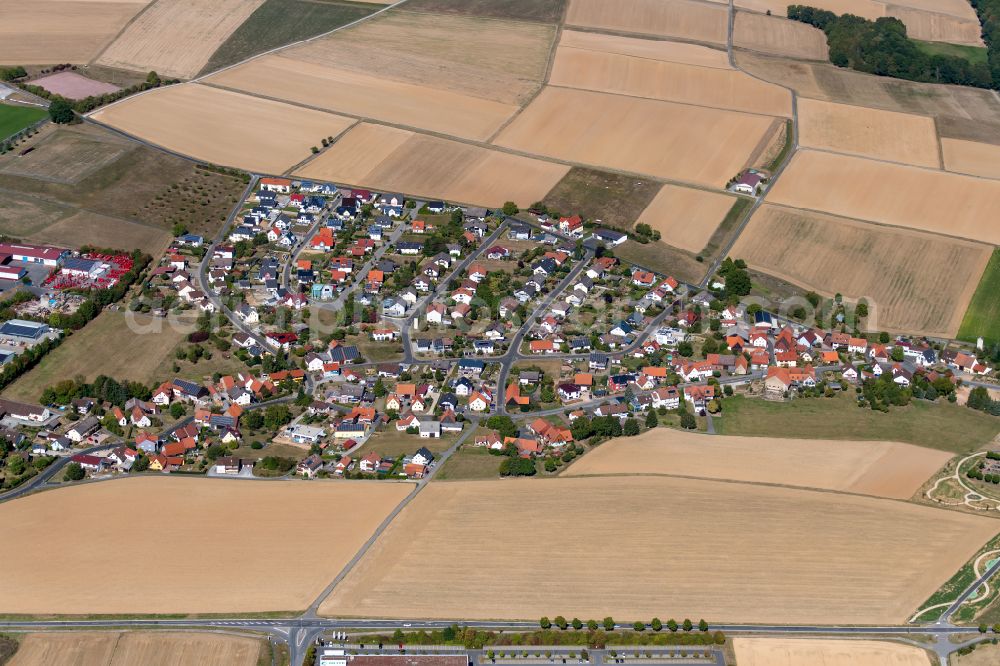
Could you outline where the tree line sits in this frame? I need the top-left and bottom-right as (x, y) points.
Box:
(788, 5), (995, 88)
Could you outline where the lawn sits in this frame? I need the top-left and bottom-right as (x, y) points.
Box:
(3, 311), (192, 403)
(0, 103), (46, 141)
(542, 167), (661, 231)
(200, 0), (382, 75)
(435, 445), (502, 480)
(351, 429), (460, 460)
(914, 39), (988, 66)
(958, 248), (1000, 345)
(716, 393), (1000, 455)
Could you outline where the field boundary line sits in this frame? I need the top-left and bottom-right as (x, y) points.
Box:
(87, 0), (165, 67)
(800, 145), (1000, 181)
(933, 116), (946, 170)
(282, 118), (361, 176)
(562, 24), (727, 50)
(85, 0), (413, 118)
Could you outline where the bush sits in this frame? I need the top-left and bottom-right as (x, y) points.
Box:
(64, 462), (85, 481)
(48, 99), (75, 124)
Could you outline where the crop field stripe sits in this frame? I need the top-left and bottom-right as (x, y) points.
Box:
(957, 248), (1000, 344)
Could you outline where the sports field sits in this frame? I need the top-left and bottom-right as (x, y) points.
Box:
(733, 638), (931, 666)
(91, 83), (355, 173)
(942, 138), (1000, 179)
(548, 41), (791, 117)
(565, 0), (728, 45)
(320, 477), (996, 624)
(733, 11), (828, 59)
(0, 104), (46, 140)
(0, 0), (149, 65)
(495, 87), (774, 187)
(96, 0), (267, 79)
(732, 204), (991, 337)
(634, 184), (737, 253)
(796, 97), (941, 167)
(0, 477), (411, 615)
(767, 150), (1000, 245)
(10, 632), (263, 666)
(298, 123), (568, 207)
(565, 428), (950, 499)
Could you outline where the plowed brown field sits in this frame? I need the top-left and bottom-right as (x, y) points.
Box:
(319, 476), (997, 624)
(565, 0), (728, 44)
(96, 0), (266, 78)
(549, 44), (791, 116)
(731, 204), (991, 336)
(733, 11), (829, 59)
(0, 0), (148, 65)
(797, 98), (941, 167)
(494, 87), (774, 187)
(634, 184), (737, 253)
(565, 428), (951, 499)
(733, 638), (932, 666)
(0, 477), (411, 614)
(942, 138), (1000, 179)
(767, 150), (1000, 244)
(297, 123), (569, 207)
(91, 83), (355, 174)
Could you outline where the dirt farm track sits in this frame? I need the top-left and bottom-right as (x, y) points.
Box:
(0, 477), (411, 615)
(320, 476), (997, 624)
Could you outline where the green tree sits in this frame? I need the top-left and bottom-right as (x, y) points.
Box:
(651, 618), (662, 632)
(540, 617), (551, 629)
(682, 619), (693, 632)
(680, 412), (696, 429)
(169, 402), (185, 419)
(632, 621), (645, 632)
(554, 615), (567, 630)
(587, 620), (599, 631)
(48, 99), (75, 124)
(623, 418), (640, 436)
(645, 409), (658, 428)
(133, 455), (150, 472)
(502, 201), (519, 216)
(667, 619), (678, 632)
(698, 619), (708, 632)
(572, 618), (583, 630)
(64, 462), (85, 481)
(603, 617), (615, 631)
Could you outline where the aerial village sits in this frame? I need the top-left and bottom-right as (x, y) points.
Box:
(0, 174), (995, 491)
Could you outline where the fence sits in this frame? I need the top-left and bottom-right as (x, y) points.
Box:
(1, 117), (48, 150)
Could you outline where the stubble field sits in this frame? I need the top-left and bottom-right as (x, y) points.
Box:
(559, 30), (730, 68)
(633, 184), (738, 253)
(796, 97), (941, 167)
(319, 476), (997, 624)
(732, 204), (991, 336)
(565, 0), (728, 45)
(767, 150), (1000, 245)
(495, 87), (775, 187)
(942, 138), (1000, 179)
(10, 632), (263, 666)
(564, 428), (951, 499)
(91, 83), (355, 173)
(297, 123), (569, 207)
(96, 0), (267, 79)
(732, 638), (932, 666)
(0, 477), (412, 615)
(733, 11), (829, 59)
(0, 0), (149, 65)
(548, 42), (791, 117)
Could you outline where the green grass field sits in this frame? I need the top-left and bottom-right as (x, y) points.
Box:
(914, 39), (988, 66)
(435, 445), (502, 480)
(0, 104), (46, 141)
(716, 393), (1000, 454)
(542, 167), (661, 232)
(200, 0), (381, 75)
(958, 248), (1000, 345)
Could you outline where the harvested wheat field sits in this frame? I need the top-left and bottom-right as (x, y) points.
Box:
(886, 5), (984, 46)
(565, 428), (950, 499)
(767, 150), (1000, 245)
(733, 204), (991, 336)
(298, 123), (568, 207)
(320, 476), (996, 624)
(548, 43), (791, 117)
(91, 83), (354, 174)
(733, 11), (829, 60)
(10, 632), (262, 666)
(942, 138), (1000, 179)
(206, 56), (515, 142)
(559, 30), (730, 69)
(566, 0), (728, 44)
(96, 0), (266, 79)
(797, 98), (941, 167)
(633, 184), (737, 253)
(0, 477), (411, 615)
(495, 87), (774, 187)
(733, 638), (931, 666)
(737, 52), (1000, 130)
(0, 0), (149, 65)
